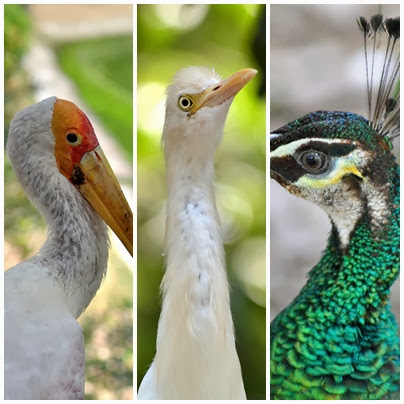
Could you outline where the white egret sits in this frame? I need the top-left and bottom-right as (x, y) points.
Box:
(5, 97), (133, 399)
(138, 67), (257, 399)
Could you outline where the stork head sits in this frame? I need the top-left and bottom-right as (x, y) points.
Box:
(162, 67), (257, 161)
(7, 97), (133, 256)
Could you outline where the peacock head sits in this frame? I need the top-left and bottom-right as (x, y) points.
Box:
(270, 14), (399, 247)
(270, 110), (396, 197)
(270, 110), (399, 246)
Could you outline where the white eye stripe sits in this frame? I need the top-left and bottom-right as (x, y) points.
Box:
(270, 138), (352, 158)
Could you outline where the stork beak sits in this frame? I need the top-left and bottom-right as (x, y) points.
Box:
(191, 68), (257, 114)
(72, 145), (133, 256)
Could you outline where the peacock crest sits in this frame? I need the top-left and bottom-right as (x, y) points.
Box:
(357, 14), (400, 147)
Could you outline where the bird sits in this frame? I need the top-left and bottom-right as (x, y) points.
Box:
(137, 66), (257, 399)
(270, 15), (399, 399)
(5, 97), (133, 399)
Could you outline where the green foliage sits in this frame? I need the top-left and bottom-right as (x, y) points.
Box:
(4, 5), (39, 258)
(56, 36), (133, 160)
(4, 4), (31, 80)
(4, 4), (33, 136)
(137, 4), (265, 399)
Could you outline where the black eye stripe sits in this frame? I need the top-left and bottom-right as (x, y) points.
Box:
(271, 156), (307, 183)
(295, 141), (356, 157)
(271, 140), (357, 182)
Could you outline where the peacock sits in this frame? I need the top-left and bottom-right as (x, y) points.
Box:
(270, 14), (400, 400)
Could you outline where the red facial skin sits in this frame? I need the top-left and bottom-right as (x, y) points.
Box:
(51, 98), (99, 180)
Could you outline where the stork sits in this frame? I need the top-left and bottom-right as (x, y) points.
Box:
(5, 97), (133, 399)
(138, 67), (257, 399)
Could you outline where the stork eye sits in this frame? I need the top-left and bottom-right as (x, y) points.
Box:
(299, 150), (329, 173)
(66, 133), (81, 145)
(178, 95), (193, 111)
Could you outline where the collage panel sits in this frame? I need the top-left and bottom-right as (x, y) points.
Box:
(137, 3), (266, 400)
(270, 4), (400, 400)
(4, 4), (133, 400)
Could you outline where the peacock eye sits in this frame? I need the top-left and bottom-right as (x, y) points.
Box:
(299, 150), (329, 173)
(178, 95), (194, 112)
(66, 133), (81, 145)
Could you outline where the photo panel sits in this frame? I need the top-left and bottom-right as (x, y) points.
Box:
(270, 4), (400, 400)
(4, 4), (133, 400)
(137, 3), (266, 399)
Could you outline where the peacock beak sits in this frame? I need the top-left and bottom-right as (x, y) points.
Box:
(190, 68), (257, 115)
(71, 145), (133, 256)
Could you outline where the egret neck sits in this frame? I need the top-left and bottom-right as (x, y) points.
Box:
(154, 118), (243, 399)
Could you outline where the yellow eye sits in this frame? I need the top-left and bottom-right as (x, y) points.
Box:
(178, 95), (194, 111)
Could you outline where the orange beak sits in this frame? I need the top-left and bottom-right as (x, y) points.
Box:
(189, 68), (257, 115)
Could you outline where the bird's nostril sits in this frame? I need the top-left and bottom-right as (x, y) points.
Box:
(213, 85), (221, 91)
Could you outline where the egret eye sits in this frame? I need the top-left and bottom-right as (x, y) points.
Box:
(178, 95), (193, 112)
(299, 150), (329, 173)
(66, 133), (81, 145)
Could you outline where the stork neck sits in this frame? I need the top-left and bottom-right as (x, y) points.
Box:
(7, 106), (109, 319)
(28, 168), (109, 318)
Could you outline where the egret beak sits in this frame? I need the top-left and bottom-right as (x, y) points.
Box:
(190, 68), (257, 115)
(71, 145), (133, 256)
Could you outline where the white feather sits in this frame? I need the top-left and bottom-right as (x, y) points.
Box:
(138, 68), (246, 399)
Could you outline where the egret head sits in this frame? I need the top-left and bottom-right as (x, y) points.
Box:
(162, 67), (257, 161)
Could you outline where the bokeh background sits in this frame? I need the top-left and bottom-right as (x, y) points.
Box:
(270, 4), (399, 322)
(4, 4), (133, 399)
(137, 4), (266, 399)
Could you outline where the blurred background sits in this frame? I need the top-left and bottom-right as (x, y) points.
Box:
(270, 4), (399, 322)
(4, 4), (133, 399)
(137, 4), (266, 399)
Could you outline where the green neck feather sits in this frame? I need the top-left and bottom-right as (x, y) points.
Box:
(271, 162), (400, 400)
(303, 163), (399, 324)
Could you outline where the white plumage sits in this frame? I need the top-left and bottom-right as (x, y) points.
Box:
(138, 67), (256, 399)
(5, 97), (132, 399)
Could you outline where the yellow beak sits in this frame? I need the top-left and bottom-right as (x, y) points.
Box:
(72, 145), (133, 256)
(190, 68), (257, 115)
